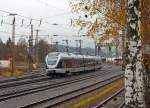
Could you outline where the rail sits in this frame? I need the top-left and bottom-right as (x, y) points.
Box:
(22, 74), (123, 108)
(118, 102), (125, 108)
(0, 70), (115, 101)
(0, 72), (45, 84)
(0, 75), (48, 89)
(94, 88), (124, 108)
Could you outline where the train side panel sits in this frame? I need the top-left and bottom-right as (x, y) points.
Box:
(45, 52), (102, 76)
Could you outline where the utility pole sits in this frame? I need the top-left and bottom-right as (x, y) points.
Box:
(79, 39), (82, 55)
(75, 39), (82, 54)
(35, 29), (39, 68)
(53, 35), (59, 52)
(62, 40), (69, 53)
(75, 40), (78, 54)
(28, 24), (33, 72)
(9, 13), (17, 75)
(54, 41), (59, 52)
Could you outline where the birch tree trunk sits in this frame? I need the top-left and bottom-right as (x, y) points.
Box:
(125, 0), (146, 107)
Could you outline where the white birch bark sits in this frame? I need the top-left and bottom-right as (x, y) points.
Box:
(125, 0), (146, 107)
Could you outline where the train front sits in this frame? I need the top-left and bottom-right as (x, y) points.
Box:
(45, 52), (60, 76)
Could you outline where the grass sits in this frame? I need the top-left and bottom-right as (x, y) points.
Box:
(69, 79), (124, 108)
(0, 70), (26, 77)
(0, 61), (43, 78)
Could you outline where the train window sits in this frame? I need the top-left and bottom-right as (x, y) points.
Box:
(47, 57), (58, 65)
(48, 52), (60, 57)
(84, 59), (89, 66)
(47, 60), (57, 65)
(77, 59), (80, 67)
(87, 59), (91, 65)
(77, 59), (84, 67)
(80, 59), (84, 67)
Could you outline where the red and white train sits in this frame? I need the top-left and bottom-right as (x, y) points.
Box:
(45, 52), (102, 76)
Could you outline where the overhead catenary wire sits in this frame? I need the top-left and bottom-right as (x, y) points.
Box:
(0, 9), (41, 22)
(0, 9), (80, 32)
(0, 22), (74, 39)
(0, 30), (49, 37)
(42, 11), (72, 19)
(0, 19), (76, 39)
(0, 30), (72, 39)
(34, 0), (68, 12)
(0, 19), (79, 40)
(0, 30), (29, 37)
(0, 9), (73, 25)
(0, 10), (52, 25)
(0, 9), (69, 27)
(0, 9), (81, 43)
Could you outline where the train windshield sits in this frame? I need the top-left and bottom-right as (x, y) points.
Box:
(47, 57), (58, 65)
(48, 52), (60, 57)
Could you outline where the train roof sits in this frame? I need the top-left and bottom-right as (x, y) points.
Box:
(47, 52), (101, 60)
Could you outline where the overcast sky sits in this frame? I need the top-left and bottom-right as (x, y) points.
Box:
(0, 0), (95, 48)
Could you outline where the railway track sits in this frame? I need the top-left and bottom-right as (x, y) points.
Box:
(94, 88), (124, 108)
(0, 65), (123, 108)
(0, 73), (47, 88)
(0, 64), (115, 89)
(119, 103), (125, 108)
(21, 74), (124, 108)
(0, 69), (114, 101)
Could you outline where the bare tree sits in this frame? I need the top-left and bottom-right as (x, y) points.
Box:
(16, 38), (28, 62)
(37, 39), (51, 63)
(0, 38), (4, 59)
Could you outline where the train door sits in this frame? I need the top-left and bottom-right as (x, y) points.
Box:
(63, 59), (72, 73)
(63, 59), (67, 72)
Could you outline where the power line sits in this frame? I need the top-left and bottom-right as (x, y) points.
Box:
(0, 9), (41, 21)
(0, 30), (29, 37)
(0, 9), (10, 14)
(0, 18), (73, 35)
(0, 9), (64, 26)
(0, 9), (74, 26)
(0, 30), (52, 38)
(42, 12), (72, 19)
(0, 30), (67, 39)
(0, 10), (73, 32)
(0, 10), (81, 40)
(34, 0), (68, 12)
(0, 10), (80, 36)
